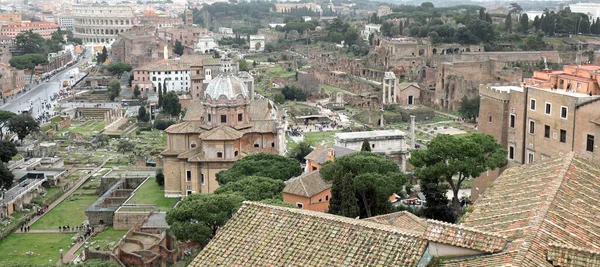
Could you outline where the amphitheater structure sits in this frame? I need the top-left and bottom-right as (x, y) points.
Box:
(72, 4), (135, 44)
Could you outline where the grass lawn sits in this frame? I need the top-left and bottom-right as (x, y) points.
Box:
(0, 233), (74, 265)
(266, 65), (295, 78)
(127, 179), (179, 211)
(31, 178), (100, 230)
(76, 227), (127, 254)
(321, 85), (356, 96)
(303, 130), (340, 146)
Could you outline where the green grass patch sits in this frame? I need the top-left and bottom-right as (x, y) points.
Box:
(126, 179), (179, 211)
(78, 227), (127, 253)
(0, 233), (74, 265)
(266, 65), (295, 78)
(303, 130), (340, 146)
(30, 179), (100, 230)
(321, 85), (356, 96)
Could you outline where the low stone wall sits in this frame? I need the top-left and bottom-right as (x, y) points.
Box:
(113, 211), (151, 230)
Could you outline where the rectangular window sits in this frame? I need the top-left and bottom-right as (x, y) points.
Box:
(186, 170), (191, 182)
(560, 129), (566, 143)
(560, 106), (568, 119)
(220, 115), (227, 123)
(528, 152), (534, 163)
(587, 134), (594, 152)
(510, 114), (516, 128)
(208, 114), (211, 122)
(544, 125), (550, 138)
(488, 115), (492, 123)
(509, 146), (514, 160)
(201, 173), (205, 185)
(530, 99), (536, 111)
(529, 120), (535, 134)
(577, 83), (582, 89)
(545, 102), (551, 115)
(238, 113), (243, 122)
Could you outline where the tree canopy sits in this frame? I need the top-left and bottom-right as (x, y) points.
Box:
(0, 110), (16, 140)
(138, 106), (150, 122)
(216, 153), (301, 185)
(320, 152), (407, 218)
(410, 133), (507, 217)
(0, 162), (14, 189)
(280, 85), (306, 101)
(15, 29), (65, 55)
(361, 140), (372, 152)
(108, 80), (121, 101)
(156, 169), (164, 186)
(0, 141), (18, 163)
(7, 114), (39, 144)
(96, 46), (108, 64)
(133, 85), (141, 99)
(117, 139), (135, 153)
(173, 40), (184, 56)
(162, 92), (182, 117)
(165, 193), (244, 245)
(107, 62), (132, 75)
(458, 95), (480, 122)
(9, 54), (48, 70)
(287, 140), (313, 163)
(214, 176), (285, 201)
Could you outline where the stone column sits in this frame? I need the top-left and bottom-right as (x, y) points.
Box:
(380, 112), (384, 128)
(388, 80), (392, 104)
(401, 153), (406, 172)
(410, 115), (416, 149)
(382, 83), (386, 104)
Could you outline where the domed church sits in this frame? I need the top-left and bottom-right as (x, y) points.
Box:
(161, 57), (286, 198)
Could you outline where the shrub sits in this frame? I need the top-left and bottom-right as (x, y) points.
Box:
(154, 120), (175, 130)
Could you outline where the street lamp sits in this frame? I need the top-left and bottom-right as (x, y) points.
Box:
(59, 248), (64, 264)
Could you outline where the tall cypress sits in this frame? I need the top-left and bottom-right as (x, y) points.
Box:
(505, 13), (512, 33)
(329, 170), (359, 218)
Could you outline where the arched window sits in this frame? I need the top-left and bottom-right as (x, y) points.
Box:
(254, 143), (259, 148)
(217, 152), (223, 158)
(234, 150), (239, 157)
(190, 142), (197, 149)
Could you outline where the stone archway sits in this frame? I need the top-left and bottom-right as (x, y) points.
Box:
(432, 48), (437, 55)
(255, 42), (262, 51)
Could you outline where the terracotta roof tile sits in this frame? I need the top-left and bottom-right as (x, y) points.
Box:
(363, 211), (427, 233)
(547, 243), (600, 267)
(439, 251), (517, 267)
(198, 125), (243, 140)
(182, 100), (204, 121)
(165, 121), (208, 134)
(446, 153), (600, 266)
(304, 145), (356, 164)
(191, 201), (427, 267)
(283, 171), (331, 198)
(424, 220), (508, 253)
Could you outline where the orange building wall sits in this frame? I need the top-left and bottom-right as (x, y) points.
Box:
(283, 188), (331, 212)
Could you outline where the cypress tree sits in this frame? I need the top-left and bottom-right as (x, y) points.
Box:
(361, 140), (372, 152)
(329, 171), (359, 218)
(505, 13), (512, 33)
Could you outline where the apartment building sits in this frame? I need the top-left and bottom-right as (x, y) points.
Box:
(475, 65), (600, 200)
(0, 21), (61, 39)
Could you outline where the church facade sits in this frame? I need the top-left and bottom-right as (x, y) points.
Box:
(161, 58), (286, 198)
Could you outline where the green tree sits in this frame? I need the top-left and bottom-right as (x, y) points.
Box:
(107, 62), (132, 75)
(520, 13), (529, 32)
(15, 30), (46, 54)
(458, 95), (480, 122)
(165, 193), (244, 245)
(133, 85), (141, 99)
(173, 40), (184, 56)
(108, 80), (121, 101)
(287, 140), (313, 162)
(320, 152), (406, 218)
(96, 46), (108, 64)
(238, 59), (249, 71)
(214, 176), (285, 201)
(360, 140), (371, 152)
(117, 139), (135, 153)
(0, 110), (16, 140)
(216, 153), (301, 185)
(7, 114), (39, 144)
(0, 141), (18, 163)
(410, 133), (508, 217)
(9, 54), (49, 82)
(156, 169), (164, 186)
(95, 134), (110, 147)
(138, 106), (150, 122)
(420, 172), (456, 223)
(162, 92), (182, 117)
(273, 92), (285, 104)
(505, 13), (512, 34)
(157, 85), (163, 108)
(0, 162), (14, 189)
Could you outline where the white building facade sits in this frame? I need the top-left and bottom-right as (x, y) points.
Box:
(569, 3), (600, 22)
(195, 35), (218, 53)
(334, 130), (409, 171)
(150, 67), (191, 93)
(363, 24), (381, 40)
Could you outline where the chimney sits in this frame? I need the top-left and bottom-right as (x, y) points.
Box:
(325, 148), (335, 162)
(410, 115), (415, 149)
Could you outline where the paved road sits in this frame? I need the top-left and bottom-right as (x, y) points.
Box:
(0, 49), (92, 119)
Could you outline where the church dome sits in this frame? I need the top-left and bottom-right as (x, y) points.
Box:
(205, 73), (249, 100)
